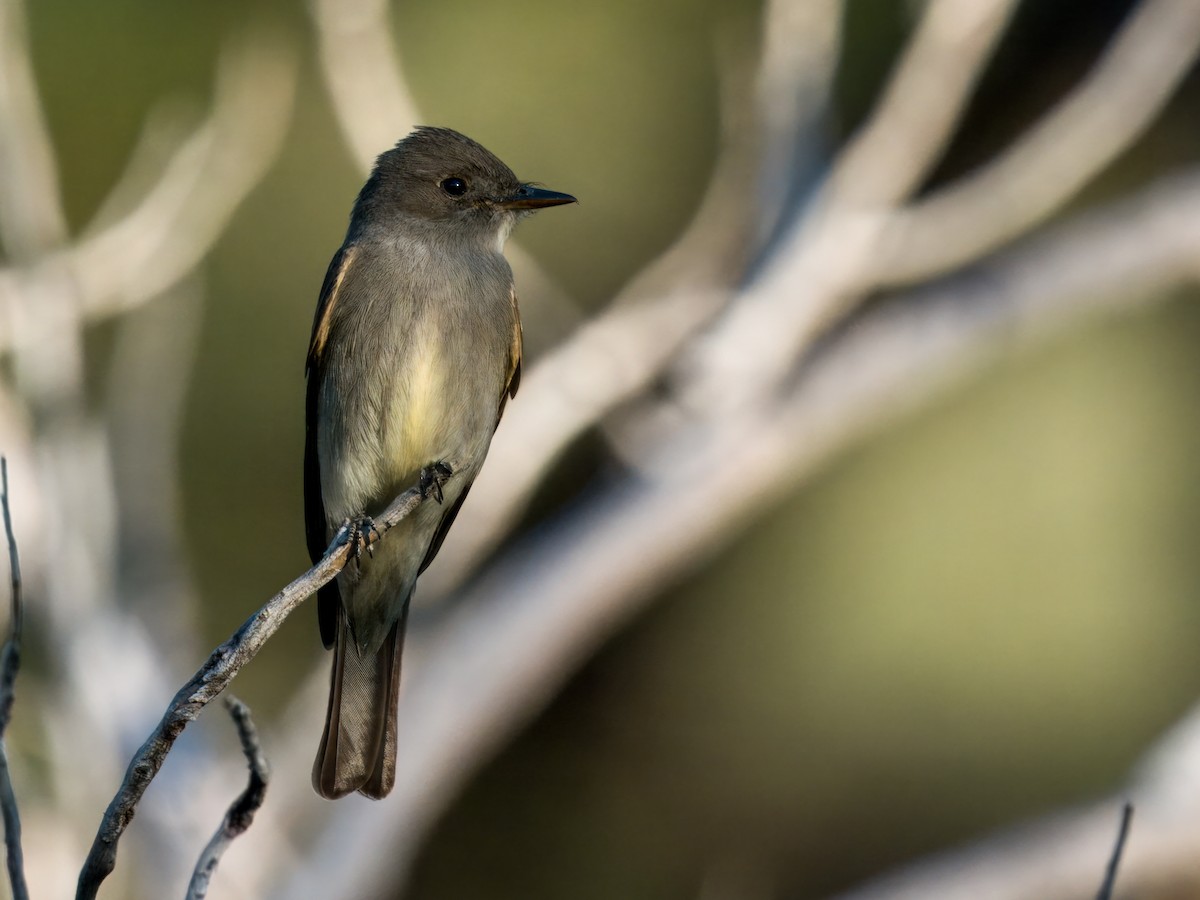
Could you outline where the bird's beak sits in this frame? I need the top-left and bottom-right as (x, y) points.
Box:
(497, 184), (577, 210)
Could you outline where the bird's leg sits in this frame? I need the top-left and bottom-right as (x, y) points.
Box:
(419, 461), (454, 504)
(345, 513), (380, 567)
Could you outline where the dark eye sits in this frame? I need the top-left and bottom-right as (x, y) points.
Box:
(440, 177), (468, 197)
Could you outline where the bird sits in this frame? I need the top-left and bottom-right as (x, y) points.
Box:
(304, 126), (575, 799)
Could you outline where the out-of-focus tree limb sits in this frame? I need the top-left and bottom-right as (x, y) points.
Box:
(309, 0), (420, 175)
(421, 0), (842, 598)
(0, 32), (296, 352)
(679, 0), (1019, 412)
(833, 694), (1200, 900)
(874, 0), (1200, 287)
(0, 0), (68, 260)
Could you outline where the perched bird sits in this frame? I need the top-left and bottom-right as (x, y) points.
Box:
(304, 127), (575, 799)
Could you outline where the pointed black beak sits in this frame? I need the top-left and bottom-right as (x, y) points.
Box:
(497, 184), (577, 210)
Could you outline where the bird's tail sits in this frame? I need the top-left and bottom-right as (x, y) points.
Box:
(312, 610), (405, 799)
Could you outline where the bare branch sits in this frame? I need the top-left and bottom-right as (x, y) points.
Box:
(875, 0), (1200, 286)
(75, 479), (438, 900)
(833, 693), (1200, 899)
(0, 30), (296, 354)
(186, 697), (270, 900)
(0, 459), (28, 900)
(420, 6), (803, 597)
(752, 0), (842, 242)
(309, 0), (420, 174)
(827, 0), (1019, 209)
(1095, 803), (1133, 900)
(0, 0), (68, 260)
(64, 32), (296, 322)
(680, 0), (1019, 413)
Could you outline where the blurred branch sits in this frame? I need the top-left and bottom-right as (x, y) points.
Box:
(0, 459), (28, 900)
(428, 0), (1013, 588)
(276, 160), (1200, 900)
(0, 0), (68, 260)
(827, 0), (1018, 208)
(421, 0), (835, 597)
(186, 698), (270, 900)
(837, 680), (1200, 899)
(752, 0), (842, 245)
(0, 32), (296, 351)
(679, 0), (1018, 413)
(108, 279), (204, 645)
(75, 479), (436, 900)
(61, 34), (296, 324)
(874, 0), (1200, 286)
(309, 0), (419, 174)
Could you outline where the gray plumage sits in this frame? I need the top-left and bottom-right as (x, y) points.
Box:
(304, 127), (574, 799)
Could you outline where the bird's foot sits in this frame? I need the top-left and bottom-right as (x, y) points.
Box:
(419, 461), (453, 504)
(345, 514), (380, 568)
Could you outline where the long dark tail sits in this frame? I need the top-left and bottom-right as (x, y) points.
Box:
(312, 610), (406, 799)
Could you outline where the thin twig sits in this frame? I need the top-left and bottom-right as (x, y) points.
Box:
(1095, 802), (1133, 900)
(75, 478), (438, 900)
(0, 459), (28, 900)
(186, 697), (270, 900)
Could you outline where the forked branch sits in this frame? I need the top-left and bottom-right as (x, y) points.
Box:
(74, 477), (441, 900)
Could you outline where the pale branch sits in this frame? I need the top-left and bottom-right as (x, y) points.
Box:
(75, 479), (437, 900)
(832, 691), (1200, 899)
(0, 459), (28, 900)
(185, 697), (270, 900)
(273, 164), (1200, 900)
(425, 0), (1018, 590)
(753, 0), (842, 239)
(0, 0), (68, 260)
(309, 0), (420, 176)
(875, 0), (1200, 286)
(0, 30), (296, 353)
(1095, 803), (1133, 900)
(677, 0), (1019, 414)
(420, 4), (791, 599)
(825, 0), (1019, 209)
(62, 32), (296, 323)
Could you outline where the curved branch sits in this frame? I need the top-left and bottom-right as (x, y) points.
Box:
(185, 697), (270, 900)
(0, 30), (296, 353)
(677, 0), (1019, 413)
(874, 0), (1200, 286)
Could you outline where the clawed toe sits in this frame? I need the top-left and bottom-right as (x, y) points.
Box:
(419, 461), (453, 504)
(345, 514), (378, 568)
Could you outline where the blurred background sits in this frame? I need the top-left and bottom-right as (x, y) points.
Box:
(4, 0), (1200, 897)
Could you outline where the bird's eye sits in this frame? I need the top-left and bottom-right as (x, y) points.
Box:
(440, 177), (468, 197)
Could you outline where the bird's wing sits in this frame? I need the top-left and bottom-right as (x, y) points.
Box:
(306, 244), (358, 648)
(417, 286), (523, 575)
